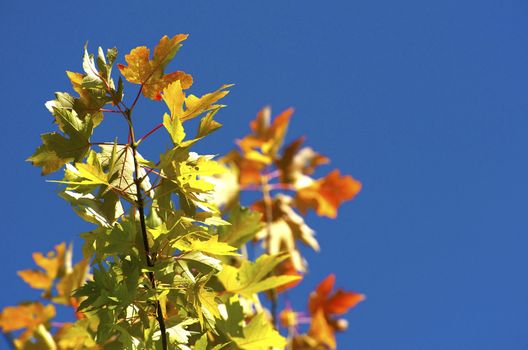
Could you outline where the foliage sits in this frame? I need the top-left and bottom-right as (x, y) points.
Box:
(2, 35), (364, 349)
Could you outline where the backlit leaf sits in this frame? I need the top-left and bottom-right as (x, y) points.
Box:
(217, 254), (301, 297)
(118, 35), (193, 100)
(295, 169), (362, 218)
(231, 313), (286, 350)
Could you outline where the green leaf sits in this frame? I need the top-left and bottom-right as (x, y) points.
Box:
(231, 313), (286, 350)
(153, 318), (197, 345)
(28, 107), (93, 175)
(217, 254), (301, 297)
(60, 190), (123, 227)
(218, 206), (263, 247)
(216, 296), (244, 338)
(194, 334), (208, 350)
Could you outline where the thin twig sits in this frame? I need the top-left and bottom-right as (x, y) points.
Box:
(261, 173), (279, 328)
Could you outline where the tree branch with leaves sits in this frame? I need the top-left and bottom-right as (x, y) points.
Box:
(1, 35), (364, 350)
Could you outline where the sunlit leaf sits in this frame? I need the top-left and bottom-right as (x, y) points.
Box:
(118, 35), (193, 100)
(295, 169), (362, 218)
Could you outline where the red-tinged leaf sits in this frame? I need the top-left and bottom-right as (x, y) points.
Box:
(325, 290), (366, 315)
(295, 169), (362, 218)
(237, 107), (294, 159)
(276, 136), (329, 187)
(275, 259), (303, 293)
(307, 274), (365, 349)
(118, 35), (193, 100)
(314, 274), (335, 300)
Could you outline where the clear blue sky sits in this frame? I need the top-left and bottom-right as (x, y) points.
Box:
(1, 1), (528, 349)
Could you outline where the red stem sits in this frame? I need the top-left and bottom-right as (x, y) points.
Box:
(138, 123), (164, 143)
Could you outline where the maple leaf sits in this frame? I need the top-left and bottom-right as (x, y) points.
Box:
(276, 136), (329, 188)
(237, 106), (293, 162)
(118, 35), (193, 100)
(295, 169), (362, 218)
(54, 258), (91, 306)
(17, 243), (69, 293)
(274, 258), (303, 293)
(253, 194), (319, 272)
(308, 274), (365, 349)
(217, 253), (301, 297)
(231, 313), (287, 350)
(217, 205), (263, 247)
(28, 107), (93, 175)
(173, 235), (239, 256)
(161, 80), (231, 145)
(0, 303), (56, 341)
(223, 150), (266, 187)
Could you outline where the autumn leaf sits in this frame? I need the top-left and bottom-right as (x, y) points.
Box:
(217, 253), (301, 297)
(231, 313), (286, 350)
(173, 235), (239, 256)
(118, 35), (193, 100)
(0, 303), (55, 337)
(17, 243), (69, 292)
(275, 258), (303, 293)
(223, 150), (266, 187)
(276, 136), (329, 188)
(308, 274), (365, 349)
(253, 194), (319, 272)
(162, 79), (231, 130)
(237, 106), (293, 161)
(295, 169), (362, 218)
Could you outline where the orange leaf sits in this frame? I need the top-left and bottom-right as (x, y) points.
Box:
(325, 290), (365, 315)
(295, 169), (361, 218)
(307, 274), (365, 349)
(275, 259), (303, 293)
(309, 309), (336, 349)
(118, 35), (193, 100)
(237, 107), (293, 159)
(0, 303), (55, 333)
(17, 270), (53, 290)
(276, 137), (329, 186)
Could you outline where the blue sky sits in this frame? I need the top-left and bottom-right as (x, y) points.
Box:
(2, 1), (528, 349)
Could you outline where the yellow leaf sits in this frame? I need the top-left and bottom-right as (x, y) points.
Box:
(173, 235), (238, 256)
(162, 80), (231, 122)
(232, 313), (286, 350)
(117, 35), (193, 100)
(217, 254), (301, 297)
(0, 303), (55, 333)
(17, 270), (53, 290)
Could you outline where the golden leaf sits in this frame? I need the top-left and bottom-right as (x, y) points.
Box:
(118, 35), (193, 100)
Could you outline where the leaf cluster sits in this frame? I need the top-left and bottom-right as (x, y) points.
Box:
(2, 36), (364, 350)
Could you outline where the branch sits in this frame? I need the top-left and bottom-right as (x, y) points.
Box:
(126, 110), (168, 350)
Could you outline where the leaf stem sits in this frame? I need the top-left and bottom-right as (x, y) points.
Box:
(137, 123), (164, 145)
(130, 84), (144, 112)
(261, 173), (279, 329)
